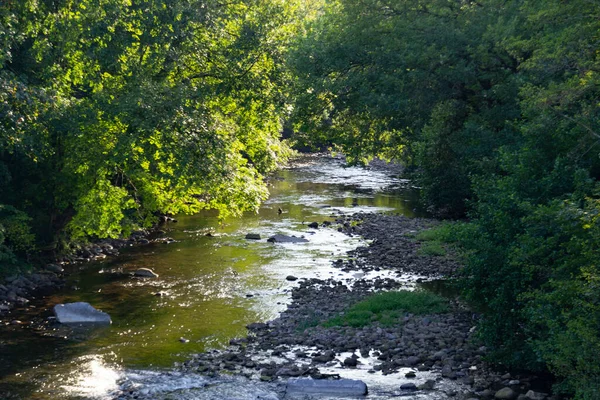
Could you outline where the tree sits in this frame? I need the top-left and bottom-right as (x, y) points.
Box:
(0, 0), (304, 267)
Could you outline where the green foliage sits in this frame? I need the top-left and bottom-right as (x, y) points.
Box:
(288, 0), (521, 214)
(0, 0), (309, 268)
(290, 0), (600, 396)
(0, 205), (35, 276)
(324, 290), (449, 328)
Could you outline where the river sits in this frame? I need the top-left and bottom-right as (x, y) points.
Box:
(0, 154), (431, 399)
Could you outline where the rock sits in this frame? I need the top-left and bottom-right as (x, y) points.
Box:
(508, 380), (521, 385)
(53, 302), (112, 324)
(179, 337), (190, 343)
(525, 391), (548, 400)
(343, 357), (358, 367)
(400, 383), (418, 391)
(418, 379), (436, 390)
(406, 355), (420, 366)
(45, 264), (64, 273)
(442, 365), (456, 379)
(495, 387), (518, 400)
(405, 371), (416, 378)
(312, 350), (336, 363)
(307, 222), (319, 229)
(267, 234), (309, 243)
(245, 233), (261, 240)
(134, 268), (159, 278)
(286, 378), (367, 396)
(246, 322), (267, 330)
(286, 275), (298, 281)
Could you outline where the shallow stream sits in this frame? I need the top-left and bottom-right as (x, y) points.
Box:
(0, 155), (439, 399)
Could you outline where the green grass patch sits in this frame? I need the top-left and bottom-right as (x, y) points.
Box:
(324, 290), (449, 328)
(417, 241), (447, 256)
(414, 222), (470, 257)
(415, 222), (455, 242)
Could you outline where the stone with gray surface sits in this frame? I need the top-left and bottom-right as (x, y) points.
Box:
(267, 234), (309, 243)
(134, 268), (159, 278)
(53, 302), (112, 324)
(286, 378), (367, 397)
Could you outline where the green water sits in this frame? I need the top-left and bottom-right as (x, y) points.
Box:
(0, 155), (423, 399)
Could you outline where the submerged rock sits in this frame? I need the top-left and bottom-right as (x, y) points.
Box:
(286, 378), (368, 396)
(400, 383), (418, 391)
(45, 264), (64, 273)
(267, 234), (309, 243)
(134, 268), (159, 278)
(245, 233), (262, 240)
(53, 302), (112, 324)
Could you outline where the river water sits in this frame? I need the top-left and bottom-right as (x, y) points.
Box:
(0, 155), (433, 399)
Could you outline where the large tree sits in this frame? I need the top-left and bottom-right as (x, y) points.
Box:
(0, 0), (304, 267)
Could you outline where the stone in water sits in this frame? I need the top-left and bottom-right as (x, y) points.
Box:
(267, 234), (309, 243)
(134, 268), (159, 278)
(53, 302), (112, 324)
(286, 378), (367, 396)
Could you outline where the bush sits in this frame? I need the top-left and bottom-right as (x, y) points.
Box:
(0, 205), (35, 276)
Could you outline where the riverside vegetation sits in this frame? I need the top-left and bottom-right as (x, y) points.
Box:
(2, 1), (600, 398)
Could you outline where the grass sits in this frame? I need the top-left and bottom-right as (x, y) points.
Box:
(417, 241), (447, 256)
(415, 222), (456, 241)
(323, 290), (449, 328)
(414, 222), (462, 257)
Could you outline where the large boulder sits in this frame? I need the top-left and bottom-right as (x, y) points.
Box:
(53, 302), (112, 324)
(286, 378), (367, 396)
(267, 234), (309, 243)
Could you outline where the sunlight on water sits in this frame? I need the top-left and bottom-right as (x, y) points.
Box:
(60, 355), (122, 399)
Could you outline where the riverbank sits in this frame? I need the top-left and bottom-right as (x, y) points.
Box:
(116, 213), (550, 400)
(0, 223), (177, 320)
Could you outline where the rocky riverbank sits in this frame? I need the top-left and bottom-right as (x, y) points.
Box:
(117, 213), (551, 400)
(0, 222), (177, 319)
